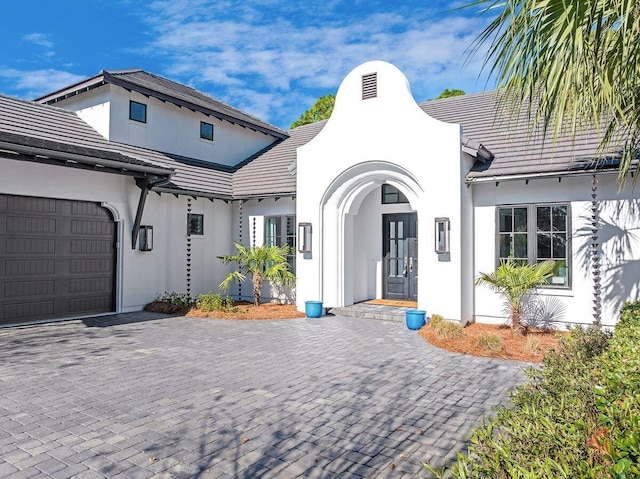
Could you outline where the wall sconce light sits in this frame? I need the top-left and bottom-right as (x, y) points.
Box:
(434, 217), (450, 254)
(139, 225), (153, 251)
(298, 223), (312, 253)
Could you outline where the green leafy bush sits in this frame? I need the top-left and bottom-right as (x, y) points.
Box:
(425, 303), (640, 478)
(197, 292), (238, 313)
(593, 302), (640, 478)
(156, 291), (195, 309)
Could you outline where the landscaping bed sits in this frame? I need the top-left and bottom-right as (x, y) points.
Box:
(144, 293), (305, 320)
(419, 320), (563, 363)
(426, 302), (640, 478)
(186, 302), (305, 320)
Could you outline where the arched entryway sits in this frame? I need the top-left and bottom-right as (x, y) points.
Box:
(319, 162), (424, 308)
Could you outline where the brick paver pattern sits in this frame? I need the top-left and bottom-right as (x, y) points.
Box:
(0, 313), (526, 478)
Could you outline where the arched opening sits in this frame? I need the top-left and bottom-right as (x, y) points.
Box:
(319, 162), (423, 308)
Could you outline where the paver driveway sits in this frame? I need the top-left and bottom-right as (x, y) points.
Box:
(0, 313), (526, 478)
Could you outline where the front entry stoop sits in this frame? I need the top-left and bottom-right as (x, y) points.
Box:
(328, 302), (411, 322)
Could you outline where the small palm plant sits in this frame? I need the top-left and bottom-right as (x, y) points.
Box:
(475, 259), (555, 335)
(218, 242), (296, 306)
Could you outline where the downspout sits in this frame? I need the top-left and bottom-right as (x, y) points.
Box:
(238, 199), (244, 300)
(131, 175), (171, 249)
(591, 175), (602, 326)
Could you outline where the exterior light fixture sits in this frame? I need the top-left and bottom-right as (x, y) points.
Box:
(139, 225), (153, 251)
(434, 218), (450, 254)
(298, 223), (312, 253)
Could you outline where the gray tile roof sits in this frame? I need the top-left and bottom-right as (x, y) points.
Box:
(234, 91), (621, 193)
(233, 120), (327, 197)
(0, 95), (171, 175)
(7, 84), (621, 201)
(0, 94), (234, 197)
(36, 69), (288, 139)
(419, 91), (620, 180)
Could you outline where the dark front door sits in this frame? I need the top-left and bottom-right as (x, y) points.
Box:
(383, 213), (418, 301)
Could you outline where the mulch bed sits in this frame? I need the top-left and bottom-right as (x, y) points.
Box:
(144, 301), (190, 315)
(186, 303), (305, 320)
(419, 322), (564, 363)
(144, 300), (305, 320)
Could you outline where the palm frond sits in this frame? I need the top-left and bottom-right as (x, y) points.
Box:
(469, 0), (640, 185)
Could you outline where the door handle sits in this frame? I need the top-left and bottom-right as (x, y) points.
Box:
(409, 257), (413, 273)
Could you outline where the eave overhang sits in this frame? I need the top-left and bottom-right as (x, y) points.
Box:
(36, 72), (288, 140)
(0, 139), (174, 179)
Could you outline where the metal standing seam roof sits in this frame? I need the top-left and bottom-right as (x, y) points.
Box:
(36, 69), (288, 140)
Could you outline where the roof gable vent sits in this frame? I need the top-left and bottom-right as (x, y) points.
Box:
(361, 73), (377, 100)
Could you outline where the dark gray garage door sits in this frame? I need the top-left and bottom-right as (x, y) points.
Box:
(0, 195), (116, 325)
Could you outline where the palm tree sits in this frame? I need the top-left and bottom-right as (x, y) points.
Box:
(475, 259), (555, 335)
(470, 0), (640, 182)
(218, 242), (296, 306)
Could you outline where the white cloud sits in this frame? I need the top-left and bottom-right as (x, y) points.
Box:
(0, 68), (85, 99)
(137, 0), (495, 127)
(22, 33), (55, 58)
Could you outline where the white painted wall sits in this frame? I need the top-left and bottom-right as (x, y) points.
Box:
(227, 198), (297, 303)
(0, 156), (235, 312)
(472, 173), (640, 328)
(55, 84), (276, 167)
(56, 85), (111, 139)
(296, 61), (470, 321)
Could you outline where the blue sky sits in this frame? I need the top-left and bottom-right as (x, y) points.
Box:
(0, 1), (495, 129)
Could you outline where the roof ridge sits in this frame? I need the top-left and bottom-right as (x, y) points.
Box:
(102, 68), (143, 75)
(136, 70), (282, 129)
(419, 90), (497, 107)
(103, 69), (287, 137)
(288, 118), (329, 133)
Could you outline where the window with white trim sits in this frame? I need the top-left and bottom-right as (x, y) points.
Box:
(497, 204), (570, 287)
(265, 216), (296, 272)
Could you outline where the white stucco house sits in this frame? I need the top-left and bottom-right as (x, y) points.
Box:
(0, 61), (637, 328)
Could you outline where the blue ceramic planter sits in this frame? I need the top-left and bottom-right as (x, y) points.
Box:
(305, 300), (323, 318)
(405, 309), (427, 330)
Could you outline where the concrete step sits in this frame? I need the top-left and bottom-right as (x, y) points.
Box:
(328, 303), (410, 322)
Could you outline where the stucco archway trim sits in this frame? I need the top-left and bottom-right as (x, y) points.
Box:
(101, 201), (124, 313)
(319, 161), (424, 307)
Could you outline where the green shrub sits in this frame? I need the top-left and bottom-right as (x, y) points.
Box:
(197, 292), (237, 313)
(433, 319), (465, 340)
(474, 332), (502, 351)
(619, 300), (640, 329)
(594, 302), (640, 478)
(156, 291), (195, 309)
(424, 303), (640, 478)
